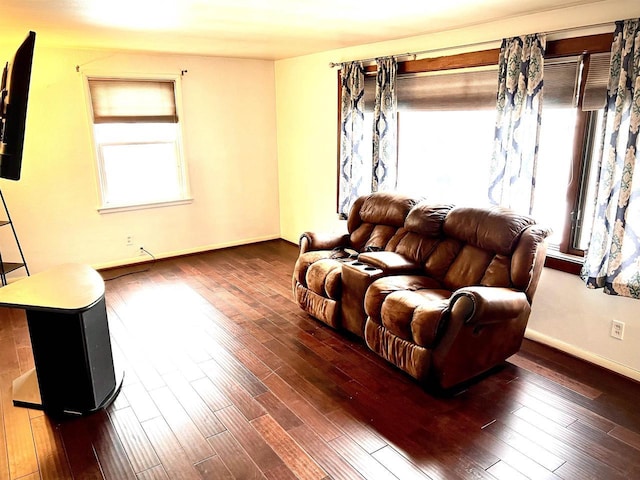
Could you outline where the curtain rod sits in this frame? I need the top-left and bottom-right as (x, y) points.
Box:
(328, 20), (615, 68)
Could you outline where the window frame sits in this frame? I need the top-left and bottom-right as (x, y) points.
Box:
(84, 73), (192, 213)
(336, 32), (614, 275)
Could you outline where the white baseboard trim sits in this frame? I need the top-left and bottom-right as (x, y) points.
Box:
(525, 328), (640, 383)
(93, 234), (281, 271)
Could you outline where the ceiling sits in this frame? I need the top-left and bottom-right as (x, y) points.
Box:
(0, 0), (609, 60)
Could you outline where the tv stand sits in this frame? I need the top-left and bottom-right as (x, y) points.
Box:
(0, 188), (29, 285)
(0, 263), (123, 416)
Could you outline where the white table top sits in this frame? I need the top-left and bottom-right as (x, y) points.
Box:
(0, 263), (105, 313)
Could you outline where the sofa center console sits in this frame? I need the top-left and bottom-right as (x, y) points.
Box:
(340, 260), (384, 336)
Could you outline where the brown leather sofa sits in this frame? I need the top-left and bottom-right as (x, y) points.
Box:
(293, 192), (550, 389)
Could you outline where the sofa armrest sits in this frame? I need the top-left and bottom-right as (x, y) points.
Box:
(432, 285), (532, 389)
(299, 232), (350, 254)
(449, 286), (530, 326)
(357, 251), (421, 274)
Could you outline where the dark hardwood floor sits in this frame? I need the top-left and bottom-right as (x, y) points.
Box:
(0, 239), (639, 479)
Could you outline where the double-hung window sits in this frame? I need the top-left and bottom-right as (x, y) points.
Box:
(87, 77), (190, 211)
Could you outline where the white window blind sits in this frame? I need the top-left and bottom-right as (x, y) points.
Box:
(582, 52), (611, 111)
(544, 57), (581, 107)
(540, 53), (611, 111)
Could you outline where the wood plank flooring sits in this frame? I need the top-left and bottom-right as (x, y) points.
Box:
(0, 239), (639, 479)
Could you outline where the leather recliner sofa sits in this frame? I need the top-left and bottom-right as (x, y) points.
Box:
(293, 192), (550, 389)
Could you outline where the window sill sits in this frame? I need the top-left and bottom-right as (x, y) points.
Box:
(544, 250), (584, 275)
(98, 198), (193, 214)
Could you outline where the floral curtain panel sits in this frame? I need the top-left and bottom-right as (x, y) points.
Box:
(488, 34), (546, 214)
(582, 19), (640, 299)
(372, 57), (398, 192)
(338, 61), (366, 218)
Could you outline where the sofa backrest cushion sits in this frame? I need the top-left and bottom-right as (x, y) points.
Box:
(385, 230), (441, 264)
(424, 206), (545, 293)
(380, 203), (453, 264)
(347, 193), (419, 252)
(443, 207), (536, 256)
(405, 203), (453, 237)
(356, 192), (417, 227)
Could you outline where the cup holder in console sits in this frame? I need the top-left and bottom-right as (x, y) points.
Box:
(343, 260), (381, 274)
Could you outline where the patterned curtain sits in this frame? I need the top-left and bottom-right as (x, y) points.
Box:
(582, 19), (640, 299)
(338, 61), (366, 218)
(372, 57), (398, 192)
(488, 34), (546, 214)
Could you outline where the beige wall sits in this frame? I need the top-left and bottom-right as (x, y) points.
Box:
(275, 0), (640, 380)
(0, 44), (280, 272)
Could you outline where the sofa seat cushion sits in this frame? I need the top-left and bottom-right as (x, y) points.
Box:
(381, 289), (451, 348)
(305, 258), (343, 300)
(294, 250), (331, 286)
(365, 274), (441, 319)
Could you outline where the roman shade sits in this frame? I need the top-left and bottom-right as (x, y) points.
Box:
(362, 51), (610, 112)
(88, 79), (178, 123)
(364, 67), (498, 111)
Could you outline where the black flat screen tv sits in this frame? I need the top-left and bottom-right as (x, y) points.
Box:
(0, 31), (36, 181)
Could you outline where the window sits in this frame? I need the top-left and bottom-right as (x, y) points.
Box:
(533, 50), (610, 258)
(339, 33), (613, 273)
(87, 77), (190, 211)
(392, 67), (498, 205)
(361, 65), (498, 205)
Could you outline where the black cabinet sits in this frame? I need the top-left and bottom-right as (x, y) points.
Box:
(0, 264), (122, 415)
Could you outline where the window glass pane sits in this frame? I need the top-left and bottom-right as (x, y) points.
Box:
(101, 141), (181, 206)
(577, 109), (604, 249)
(396, 110), (494, 204)
(532, 108), (578, 246)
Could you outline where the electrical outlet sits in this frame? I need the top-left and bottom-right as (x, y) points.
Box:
(610, 320), (625, 340)
(139, 246), (145, 256)
(126, 234), (133, 246)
